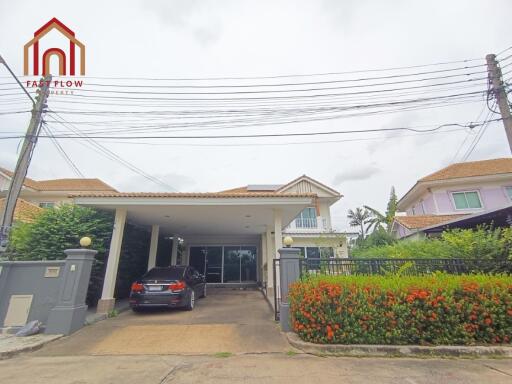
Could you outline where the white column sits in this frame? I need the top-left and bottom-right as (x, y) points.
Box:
(261, 233), (267, 284)
(170, 235), (178, 266)
(273, 209), (283, 293)
(147, 225), (159, 271)
(266, 226), (274, 288)
(97, 208), (127, 313)
(274, 208), (283, 255)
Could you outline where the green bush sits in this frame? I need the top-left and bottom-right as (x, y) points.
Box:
(7, 204), (113, 260)
(351, 226), (512, 260)
(6, 204), (151, 305)
(289, 274), (512, 345)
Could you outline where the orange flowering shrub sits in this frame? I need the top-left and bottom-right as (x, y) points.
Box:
(289, 274), (512, 345)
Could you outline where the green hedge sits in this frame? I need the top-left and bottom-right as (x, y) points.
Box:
(351, 227), (512, 260)
(289, 274), (512, 345)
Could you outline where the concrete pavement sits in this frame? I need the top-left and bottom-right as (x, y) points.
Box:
(32, 287), (289, 356)
(1, 353), (512, 384)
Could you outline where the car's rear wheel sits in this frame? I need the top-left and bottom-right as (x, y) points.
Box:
(184, 290), (195, 311)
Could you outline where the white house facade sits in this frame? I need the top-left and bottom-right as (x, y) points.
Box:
(0, 169), (345, 312)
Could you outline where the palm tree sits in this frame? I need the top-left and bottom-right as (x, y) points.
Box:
(363, 205), (387, 233)
(347, 207), (371, 238)
(364, 187), (399, 234)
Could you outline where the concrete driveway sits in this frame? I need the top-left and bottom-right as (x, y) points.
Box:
(34, 287), (289, 356)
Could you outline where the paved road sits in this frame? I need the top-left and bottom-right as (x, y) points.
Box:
(1, 287), (511, 383)
(1, 353), (511, 383)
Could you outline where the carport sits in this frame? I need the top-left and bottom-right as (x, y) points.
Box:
(72, 191), (315, 313)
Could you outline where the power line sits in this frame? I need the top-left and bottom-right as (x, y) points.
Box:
(451, 101), (487, 163)
(1, 119), (500, 141)
(90, 127), (471, 148)
(41, 123), (85, 177)
(38, 57), (484, 81)
(47, 111), (178, 192)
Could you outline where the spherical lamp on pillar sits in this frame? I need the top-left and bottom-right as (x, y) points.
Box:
(80, 236), (92, 248)
(283, 236), (294, 247)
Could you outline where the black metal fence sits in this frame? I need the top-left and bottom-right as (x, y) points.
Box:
(272, 258), (512, 320)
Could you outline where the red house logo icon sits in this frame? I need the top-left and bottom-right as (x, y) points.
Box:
(24, 18), (85, 76)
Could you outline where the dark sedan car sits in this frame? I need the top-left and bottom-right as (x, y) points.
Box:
(129, 266), (206, 311)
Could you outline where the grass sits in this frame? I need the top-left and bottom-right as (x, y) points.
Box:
(107, 309), (119, 318)
(213, 352), (233, 358)
(286, 350), (298, 356)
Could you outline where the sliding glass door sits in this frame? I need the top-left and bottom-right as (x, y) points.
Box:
(189, 245), (257, 283)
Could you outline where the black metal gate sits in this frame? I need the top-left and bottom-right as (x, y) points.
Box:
(271, 257), (512, 321)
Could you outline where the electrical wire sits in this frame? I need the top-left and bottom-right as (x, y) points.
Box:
(41, 123), (85, 177)
(47, 111), (178, 191)
(0, 119), (500, 141)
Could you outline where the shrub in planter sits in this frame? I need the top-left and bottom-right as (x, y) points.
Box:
(289, 274), (512, 345)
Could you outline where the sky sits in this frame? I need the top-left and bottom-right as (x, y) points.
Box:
(0, 0), (511, 231)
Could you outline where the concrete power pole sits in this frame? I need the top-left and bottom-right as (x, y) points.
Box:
(486, 54), (512, 153)
(0, 75), (52, 252)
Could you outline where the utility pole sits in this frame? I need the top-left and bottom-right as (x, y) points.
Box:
(0, 72), (52, 252)
(486, 54), (512, 153)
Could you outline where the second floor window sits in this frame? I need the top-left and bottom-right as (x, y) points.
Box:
(452, 191), (482, 210)
(296, 207), (317, 228)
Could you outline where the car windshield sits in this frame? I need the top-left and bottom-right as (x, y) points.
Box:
(143, 267), (185, 280)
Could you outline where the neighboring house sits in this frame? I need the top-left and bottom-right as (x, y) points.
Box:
(391, 158), (512, 239)
(0, 168), (344, 312)
(0, 167), (118, 208)
(0, 198), (42, 223)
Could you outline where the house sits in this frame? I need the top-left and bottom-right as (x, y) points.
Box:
(0, 167), (118, 208)
(391, 158), (512, 239)
(0, 198), (42, 223)
(0, 168), (344, 312)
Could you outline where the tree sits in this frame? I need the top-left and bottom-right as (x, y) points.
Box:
(6, 204), (153, 305)
(7, 204), (113, 260)
(385, 186), (398, 226)
(347, 207), (371, 238)
(363, 186), (399, 234)
(363, 205), (387, 233)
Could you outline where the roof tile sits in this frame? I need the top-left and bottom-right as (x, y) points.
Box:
(393, 214), (468, 230)
(419, 158), (512, 182)
(0, 198), (43, 223)
(70, 192), (316, 198)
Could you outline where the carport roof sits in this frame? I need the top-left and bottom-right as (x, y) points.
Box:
(69, 192), (316, 198)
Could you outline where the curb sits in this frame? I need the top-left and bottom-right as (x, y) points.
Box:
(84, 301), (131, 326)
(0, 334), (63, 360)
(286, 332), (512, 358)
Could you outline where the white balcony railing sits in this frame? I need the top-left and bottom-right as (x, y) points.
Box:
(285, 217), (330, 232)
(295, 218), (317, 228)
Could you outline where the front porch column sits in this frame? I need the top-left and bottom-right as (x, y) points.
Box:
(260, 233), (267, 285)
(273, 208), (283, 256)
(266, 226), (274, 288)
(147, 224), (159, 271)
(170, 235), (178, 266)
(97, 208), (127, 313)
(273, 209), (283, 293)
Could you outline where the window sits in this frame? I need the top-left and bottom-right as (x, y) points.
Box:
(505, 186), (512, 201)
(452, 191), (482, 210)
(320, 247), (334, 258)
(38, 202), (55, 208)
(295, 207), (317, 228)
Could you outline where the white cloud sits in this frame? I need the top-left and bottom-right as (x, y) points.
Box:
(333, 165), (380, 185)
